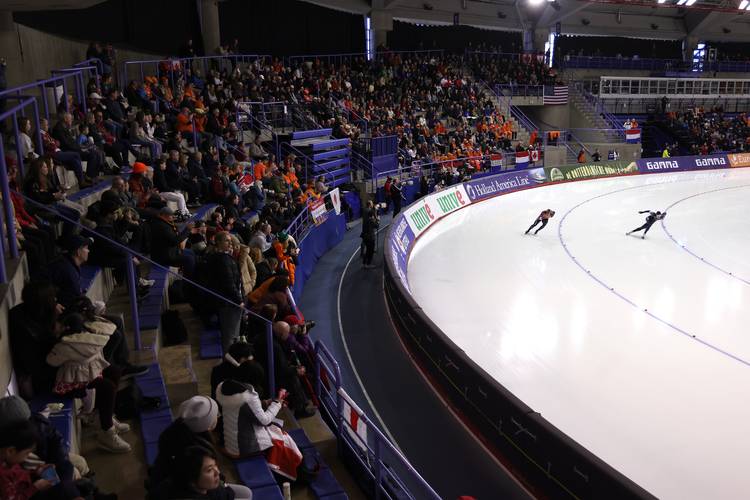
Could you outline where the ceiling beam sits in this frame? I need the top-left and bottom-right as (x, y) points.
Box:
(685, 10), (725, 36)
(536, 0), (590, 28)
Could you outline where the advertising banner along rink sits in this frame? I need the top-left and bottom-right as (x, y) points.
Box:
(543, 161), (638, 183)
(636, 154), (729, 173)
(727, 153), (750, 168)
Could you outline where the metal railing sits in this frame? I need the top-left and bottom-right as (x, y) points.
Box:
(314, 341), (440, 500)
(496, 84), (544, 98)
(561, 55), (685, 71)
(286, 49), (445, 67)
(120, 54), (270, 88)
(562, 55), (750, 73)
(369, 153), (513, 192)
(0, 70), (89, 122)
(509, 105), (538, 138)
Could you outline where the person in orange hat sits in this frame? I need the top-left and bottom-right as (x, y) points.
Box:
(128, 161), (157, 208)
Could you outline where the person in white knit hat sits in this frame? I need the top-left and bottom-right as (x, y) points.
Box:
(148, 396), (251, 500)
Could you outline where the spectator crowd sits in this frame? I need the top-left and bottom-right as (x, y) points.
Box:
(9, 37), (750, 499)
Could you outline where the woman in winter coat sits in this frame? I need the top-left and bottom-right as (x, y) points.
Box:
(216, 379), (302, 480)
(46, 313), (131, 454)
(236, 243), (257, 297)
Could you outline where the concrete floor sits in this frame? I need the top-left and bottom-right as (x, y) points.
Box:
(85, 280), (365, 499)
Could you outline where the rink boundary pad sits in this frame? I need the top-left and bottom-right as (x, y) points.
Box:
(384, 162), (745, 499)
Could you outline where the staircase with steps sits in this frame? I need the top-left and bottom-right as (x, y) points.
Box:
(568, 86), (622, 143)
(283, 128), (352, 188)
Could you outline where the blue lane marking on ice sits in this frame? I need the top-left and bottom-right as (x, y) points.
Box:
(660, 184), (750, 287)
(557, 183), (750, 368)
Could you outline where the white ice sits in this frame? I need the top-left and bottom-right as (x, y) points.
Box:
(407, 168), (750, 500)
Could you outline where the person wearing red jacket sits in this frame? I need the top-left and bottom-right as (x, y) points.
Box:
(0, 421), (57, 500)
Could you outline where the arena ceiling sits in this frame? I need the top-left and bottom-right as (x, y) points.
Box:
(305, 0), (750, 42)
(1, 0), (104, 10)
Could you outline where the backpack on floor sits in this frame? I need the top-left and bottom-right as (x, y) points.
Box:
(161, 309), (188, 346)
(295, 447), (321, 484)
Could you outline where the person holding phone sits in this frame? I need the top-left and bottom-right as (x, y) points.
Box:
(217, 378), (304, 480)
(0, 420), (64, 500)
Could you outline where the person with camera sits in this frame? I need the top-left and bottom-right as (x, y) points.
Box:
(254, 321), (316, 419)
(361, 200), (380, 269)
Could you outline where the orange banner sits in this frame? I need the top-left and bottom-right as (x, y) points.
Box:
(727, 153), (750, 168)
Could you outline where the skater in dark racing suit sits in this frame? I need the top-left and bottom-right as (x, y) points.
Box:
(525, 209), (555, 235)
(626, 210), (666, 239)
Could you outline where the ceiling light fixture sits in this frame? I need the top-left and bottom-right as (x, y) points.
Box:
(676, 0), (687, 5)
(657, 0), (667, 3)
(685, 0), (696, 5)
(741, 0), (750, 8)
(528, 0), (545, 6)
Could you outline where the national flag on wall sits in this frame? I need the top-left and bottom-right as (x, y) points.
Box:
(340, 391), (368, 451)
(625, 129), (641, 143)
(543, 86), (569, 105)
(515, 151), (530, 166)
(530, 150), (541, 163)
(329, 188), (341, 215)
(490, 153), (503, 167)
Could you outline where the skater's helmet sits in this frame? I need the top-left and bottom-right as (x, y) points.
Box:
(656, 211), (661, 215)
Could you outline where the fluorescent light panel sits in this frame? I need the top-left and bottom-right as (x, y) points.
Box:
(741, 0), (749, 8)
(685, 0), (696, 5)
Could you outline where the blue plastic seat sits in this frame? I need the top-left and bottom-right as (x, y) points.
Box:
(234, 455), (277, 489)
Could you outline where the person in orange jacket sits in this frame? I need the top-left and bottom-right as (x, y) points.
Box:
(273, 232), (298, 286)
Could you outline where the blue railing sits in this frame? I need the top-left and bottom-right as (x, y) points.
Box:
(496, 84), (544, 98)
(562, 55), (685, 71)
(120, 54), (270, 89)
(286, 49), (445, 67)
(510, 104), (538, 136)
(562, 55), (750, 73)
(0, 70), (88, 121)
(314, 342), (440, 500)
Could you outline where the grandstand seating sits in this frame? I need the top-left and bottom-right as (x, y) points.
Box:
(0, 28), (748, 499)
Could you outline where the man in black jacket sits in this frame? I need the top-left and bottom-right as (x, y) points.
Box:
(148, 207), (195, 276)
(360, 200), (379, 269)
(103, 88), (126, 125)
(8, 281), (60, 398)
(45, 235), (147, 379)
(206, 231), (244, 350)
(391, 179), (404, 216)
(52, 112), (103, 180)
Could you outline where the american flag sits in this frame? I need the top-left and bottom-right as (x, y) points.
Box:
(544, 86), (569, 105)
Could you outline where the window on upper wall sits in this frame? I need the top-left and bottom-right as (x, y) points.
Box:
(365, 16), (374, 61)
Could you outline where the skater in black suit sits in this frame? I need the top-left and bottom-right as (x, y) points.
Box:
(627, 210), (666, 239)
(525, 209), (555, 235)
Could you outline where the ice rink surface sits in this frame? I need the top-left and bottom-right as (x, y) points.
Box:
(407, 168), (750, 499)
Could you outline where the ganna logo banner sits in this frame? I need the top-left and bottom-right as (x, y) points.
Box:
(404, 184), (472, 237)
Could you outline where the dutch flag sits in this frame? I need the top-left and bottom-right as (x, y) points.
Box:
(515, 151), (530, 167)
(626, 129), (641, 143)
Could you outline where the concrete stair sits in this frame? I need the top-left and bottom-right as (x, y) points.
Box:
(568, 87), (622, 143)
(159, 344), (198, 407)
